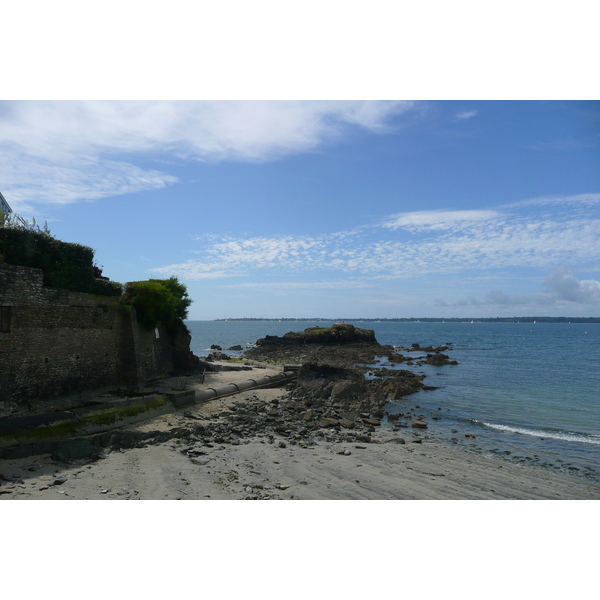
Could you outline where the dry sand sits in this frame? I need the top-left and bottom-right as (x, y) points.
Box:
(1, 363), (599, 500)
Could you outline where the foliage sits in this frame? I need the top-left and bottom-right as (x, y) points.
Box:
(0, 212), (53, 236)
(0, 218), (123, 296)
(121, 277), (192, 330)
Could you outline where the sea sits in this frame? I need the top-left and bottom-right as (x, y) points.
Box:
(185, 320), (600, 483)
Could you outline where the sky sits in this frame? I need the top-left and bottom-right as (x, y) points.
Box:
(1, 99), (599, 319)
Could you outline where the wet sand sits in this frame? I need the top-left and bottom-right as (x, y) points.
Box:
(1, 363), (598, 500)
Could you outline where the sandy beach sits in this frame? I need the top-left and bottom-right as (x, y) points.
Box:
(1, 362), (598, 501)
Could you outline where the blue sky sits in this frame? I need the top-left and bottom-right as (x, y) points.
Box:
(2, 100), (600, 319)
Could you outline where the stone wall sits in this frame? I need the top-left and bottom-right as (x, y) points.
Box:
(0, 263), (176, 408)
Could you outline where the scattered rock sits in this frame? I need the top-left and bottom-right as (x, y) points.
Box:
(302, 409), (315, 421)
(411, 420), (428, 429)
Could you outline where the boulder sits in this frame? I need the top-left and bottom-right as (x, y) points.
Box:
(331, 380), (366, 400)
(411, 420), (428, 429)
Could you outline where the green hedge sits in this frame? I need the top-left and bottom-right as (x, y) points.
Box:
(0, 228), (123, 296)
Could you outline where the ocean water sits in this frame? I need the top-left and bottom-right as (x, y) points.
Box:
(186, 320), (600, 482)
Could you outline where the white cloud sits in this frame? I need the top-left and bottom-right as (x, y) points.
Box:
(225, 281), (373, 290)
(436, 268), (600, 308)
(151, 261), (242, 280)
(0, 100), (415, 207)
(383, 209), (500, 232)
(454, 110), (478, 120)
(0, 149), (177, 207)
(542, 267), (600, 304)
(152, 194), (600, 283)
(504, 193), (600, 209)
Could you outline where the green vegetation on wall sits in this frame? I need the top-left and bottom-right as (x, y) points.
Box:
(0, 226), (123, 296)
(1, 216), (193, 320)
(121, 278), (192, 330)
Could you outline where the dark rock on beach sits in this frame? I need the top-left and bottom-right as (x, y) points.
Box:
(425, 353), (458, 366)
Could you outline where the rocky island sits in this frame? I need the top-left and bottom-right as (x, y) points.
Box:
(239, 322), (458, 437)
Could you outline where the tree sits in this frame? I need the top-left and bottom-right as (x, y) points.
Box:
(122, 277), (192, 330)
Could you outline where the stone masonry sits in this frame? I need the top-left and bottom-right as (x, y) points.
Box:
(0, 263), (175, 409)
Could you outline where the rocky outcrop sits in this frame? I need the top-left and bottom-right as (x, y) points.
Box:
(255, 323), (376, 347)
(424, 353), (458, 366)
(168, 320), (202, 373)
(245, 324), (385, 366)
(241, 324), (458, 434)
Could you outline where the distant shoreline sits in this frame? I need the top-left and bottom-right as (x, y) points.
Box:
(210, 317), (600, 323)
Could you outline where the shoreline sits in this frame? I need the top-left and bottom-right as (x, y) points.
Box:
(1, 363), (599, 500)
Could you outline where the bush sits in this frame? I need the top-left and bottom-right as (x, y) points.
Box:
(0, 227), (123, 296)
(121, 277), (192, 330)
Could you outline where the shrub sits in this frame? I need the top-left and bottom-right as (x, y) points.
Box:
(121, 277), (191, 330)
(0, 227), (123, 296)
